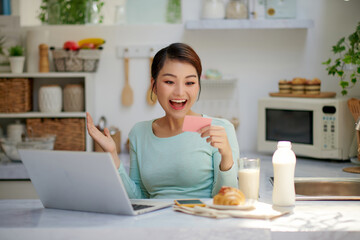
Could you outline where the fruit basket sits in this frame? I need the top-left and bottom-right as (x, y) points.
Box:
(50, 47), (102, 72)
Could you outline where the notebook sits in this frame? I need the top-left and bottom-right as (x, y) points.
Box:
(18, 149), (172, 215)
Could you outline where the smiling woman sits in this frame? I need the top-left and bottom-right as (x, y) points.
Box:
(87, 43), (240, 199)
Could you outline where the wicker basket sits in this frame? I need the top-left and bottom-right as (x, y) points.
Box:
(26, 118), (86, 151)
(0, 78), (32, 113)
(51, 48), (101, 72)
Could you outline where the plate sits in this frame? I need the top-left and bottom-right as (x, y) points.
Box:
(207, 199), (256, 210)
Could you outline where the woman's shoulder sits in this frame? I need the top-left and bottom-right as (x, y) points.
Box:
(129, 119), (153, 136)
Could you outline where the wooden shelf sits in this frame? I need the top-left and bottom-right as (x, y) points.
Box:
(269, 92), (336, 98)
(200, 78), (237, 87)
(0, 72), (93, 78)
(0, 73), (94, 151)
(186, 19), (314, 30)
(0, 112), (86, 118)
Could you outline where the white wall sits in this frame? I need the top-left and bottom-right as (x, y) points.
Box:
(16, 0), (360, 153)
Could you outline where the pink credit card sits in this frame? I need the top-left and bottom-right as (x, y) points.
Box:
(182, 115), (212, 132)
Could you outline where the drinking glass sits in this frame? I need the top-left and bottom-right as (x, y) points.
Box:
(238, 157), (260, 200)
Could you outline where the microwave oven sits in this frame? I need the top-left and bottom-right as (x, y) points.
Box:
(257, 97), (356, 160)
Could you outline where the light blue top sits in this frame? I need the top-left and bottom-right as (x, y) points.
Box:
(117, 115), (239, 199)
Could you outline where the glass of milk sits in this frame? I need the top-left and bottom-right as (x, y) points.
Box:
(238, 158), (260, 201)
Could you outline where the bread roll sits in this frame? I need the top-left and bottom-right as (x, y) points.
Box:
(213, 186), (246, 206)
(278, 79), (291, 93)
(305, 78), (321, 95)
(291, 77), (306, 94)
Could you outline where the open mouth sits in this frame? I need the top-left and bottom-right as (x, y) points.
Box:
(169, 99), (187, 110)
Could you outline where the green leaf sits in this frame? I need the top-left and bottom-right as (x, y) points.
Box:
(337, 70), (344, 77)
(340, 81), (349, 88)
(351, 78), (357, 84)
(327, 65), (337, 75)
(337, 37), (345, 46)
(322, 58), (331, 65)
(341, 89), (348, 96)
(335, 58), (342, 67)
(8, 45), (24, 56)
(343, 55), (352, 64)
(332, 45), (346, 54)
(358, 67), (360, 74)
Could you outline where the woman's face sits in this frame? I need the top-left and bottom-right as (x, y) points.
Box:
(153, 59), (199, 119)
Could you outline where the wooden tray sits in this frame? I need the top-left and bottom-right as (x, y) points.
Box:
(269, 92), (336, 98)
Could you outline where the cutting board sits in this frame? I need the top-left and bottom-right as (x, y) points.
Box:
(269, 92), (336, 98)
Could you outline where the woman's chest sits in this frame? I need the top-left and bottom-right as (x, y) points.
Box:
(138, 141), (214, 188)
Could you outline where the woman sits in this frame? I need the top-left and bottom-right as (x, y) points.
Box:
(87, 43), (239, 199)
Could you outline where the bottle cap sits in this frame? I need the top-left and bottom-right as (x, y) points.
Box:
(277, 141), (291, 148)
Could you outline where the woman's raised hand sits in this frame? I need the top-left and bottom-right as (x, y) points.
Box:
(198, 125), (233, 171)
(86, 113), (120, 168)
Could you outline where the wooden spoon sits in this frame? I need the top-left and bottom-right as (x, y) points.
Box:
(146, 55), (157, 105)
(348, 98), (360, 121)
(121, 53), (133, 107)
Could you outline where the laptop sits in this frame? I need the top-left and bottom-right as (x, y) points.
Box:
(19, 149), (172, 215)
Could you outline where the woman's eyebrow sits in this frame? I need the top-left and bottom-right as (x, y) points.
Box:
(186, 74), (197, 79)
(161, 73), (176, 78)
(161, 73), (197, 78)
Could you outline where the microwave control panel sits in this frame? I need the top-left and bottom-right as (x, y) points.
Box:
(322, 106), (337, 150)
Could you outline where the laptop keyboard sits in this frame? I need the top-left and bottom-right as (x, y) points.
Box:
(132, 204), (153, 211)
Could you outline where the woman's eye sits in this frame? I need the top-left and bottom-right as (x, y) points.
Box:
(164, 81), (174, 84)
(186, 82), (196, 85)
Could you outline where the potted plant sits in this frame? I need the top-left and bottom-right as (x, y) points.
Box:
(322, 21), (360, 96)
(323, 22), (360, 162)
(8, 45), (25, 74)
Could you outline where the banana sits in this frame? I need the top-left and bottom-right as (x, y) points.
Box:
(78, 38), (105, 47)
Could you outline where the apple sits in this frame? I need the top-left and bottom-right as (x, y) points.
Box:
(80, 43), (95, 49)
(63, 41), (79, 51)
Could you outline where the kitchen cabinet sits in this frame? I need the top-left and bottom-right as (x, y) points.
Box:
(185, 19), (314, 30)
(0, 180), (38, 199)
(0, 72), (94, 152)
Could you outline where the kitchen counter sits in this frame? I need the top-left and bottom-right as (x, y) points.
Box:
(0, 153), (131, 180)
(0, 152), (359, 240)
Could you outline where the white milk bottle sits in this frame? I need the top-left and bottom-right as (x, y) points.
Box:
(272, 141), (296, 206)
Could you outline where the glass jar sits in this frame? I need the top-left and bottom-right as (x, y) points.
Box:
(86, 0), (101, 24)
(166, 0), (182, 23)
(47, 0), (60, 24)
(226, 0), (248, 19)
(202, 0), (225, 19)
(114, 0), (127, 24)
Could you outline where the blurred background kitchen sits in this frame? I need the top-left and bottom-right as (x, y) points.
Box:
(1, 0), (360, 154)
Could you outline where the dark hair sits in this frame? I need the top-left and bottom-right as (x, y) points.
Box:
(151, 43), (202, 100)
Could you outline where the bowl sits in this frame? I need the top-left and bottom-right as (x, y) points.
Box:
(0, 135), (56, 162)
